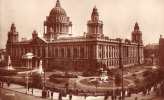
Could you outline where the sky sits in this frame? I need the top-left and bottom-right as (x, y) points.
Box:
(0, 0), (164, 48)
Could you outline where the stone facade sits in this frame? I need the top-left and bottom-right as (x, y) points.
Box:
(159, 35), (164, 67)
(6, 0), (144, 71)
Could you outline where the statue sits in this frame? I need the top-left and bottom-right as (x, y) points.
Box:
(38, 60), (44, 74)
(6, 56), (14, 70)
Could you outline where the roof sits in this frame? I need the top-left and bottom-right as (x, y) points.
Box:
(144, 44), (159, 50)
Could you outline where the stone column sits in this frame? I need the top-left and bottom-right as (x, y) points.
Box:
(86, 45), (88, 59)
(71, 46), (73, 59)
(104, 45), (106, 59)
(40, 46), (42, 58)
(78, 46), (80, 58)
(45, 46), (48, 58)
(84, 45), (87, 59)
(96, 45), (99, 59)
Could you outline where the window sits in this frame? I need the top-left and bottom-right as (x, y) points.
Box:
(55, 49), (58, 58)
(42, 47), (45, 58)
(61, 48), (64, 58)
(80, 48), (84, 58)
(67, 48), (70, 58)
(73, 48), (77, 58)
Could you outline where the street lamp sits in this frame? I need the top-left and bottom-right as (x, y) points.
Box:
(112, 77), (115, 98)
(26, 72), (29, 94)
(121, 65), (124, 100)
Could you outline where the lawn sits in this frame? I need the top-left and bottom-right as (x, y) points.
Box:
(79, 78), (130, 87)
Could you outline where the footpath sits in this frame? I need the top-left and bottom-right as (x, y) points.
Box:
(0, 82), (163, 100)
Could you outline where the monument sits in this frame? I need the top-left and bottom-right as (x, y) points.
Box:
(38, 60), (44, 74)
(6, 56), (15, 70)
(100, 67), (108, 82)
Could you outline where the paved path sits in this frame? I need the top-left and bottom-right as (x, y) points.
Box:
(1, 81), (163, 100)
(1, 83), (163, 100)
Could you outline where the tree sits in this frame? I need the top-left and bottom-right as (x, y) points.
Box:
(65, 82), (69, 89)
(31, 73), (42, 88)
(115, 73), (121, 89)
(102, 64), (107, 71)
(134, 78), (140, 92)
(93, 79), (100, 92)
(132, 73), (137, 79)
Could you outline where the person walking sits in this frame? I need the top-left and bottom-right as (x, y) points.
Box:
(31, 88), (33, 95)
(58, 93), (62, 100)
(84, 92), (87, 99)
(69, 93), (72, 100)
(7, 80), (10, 87)
(2, 81), (3, 88)
(51, 91), (53, 99)
(0, 81), (1, 88)
(135, 97), (138, 100)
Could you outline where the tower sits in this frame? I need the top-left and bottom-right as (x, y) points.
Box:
(43, 0), (72, 41)
(131, 22), (142, 43)
(7, 23), (19, 44)
(87, 6), (103, 38)
(32, 30), (38, 39)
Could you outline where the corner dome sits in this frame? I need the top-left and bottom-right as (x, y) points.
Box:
(49, 0), (67, 16)
(91, 6), (99, 16)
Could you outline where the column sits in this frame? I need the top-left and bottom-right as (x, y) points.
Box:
(86, 45), (88, 59)
(59, 24), (60, 33)
(84, 45), (87, 59)
(71, 46), (73, 58)
(43, 25), (45, 34)
(40, 46), (42, 58)
(97, 25), (99, 34)
(104, 45), (106, 59)
(45, 46), (48, 58)
(56, 25), (57, 33)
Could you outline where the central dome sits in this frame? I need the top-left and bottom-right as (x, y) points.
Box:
(49, 0), (67, 16)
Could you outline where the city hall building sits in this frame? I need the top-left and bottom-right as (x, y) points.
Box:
(6, 0), (144, 70)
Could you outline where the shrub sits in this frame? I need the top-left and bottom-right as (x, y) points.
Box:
(30, 73), (42, 88)
(49, 77), (69, 84)
(0, 69), (17, 76)
(49, 73), (78, 78)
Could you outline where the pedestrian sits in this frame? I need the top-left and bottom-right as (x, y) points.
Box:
(42, 90), (44, 98)
(104, 94), (108, 100)
(0, 81), (1, 88)
(69, 93), (72, 100)
(31, 88), (33, 95)
(84, 92), (87, 99)
(2, 81), (3, 88)
(7, 80), (10, 87)
(51, 91), (53, 99)
(28, 85), (30, 91)
(135, 97), (138, 100)
(47, 90), (50, 97)
(58, 93), (62, 100)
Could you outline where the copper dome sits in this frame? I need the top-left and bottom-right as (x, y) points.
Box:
(49, 0), (67, 16)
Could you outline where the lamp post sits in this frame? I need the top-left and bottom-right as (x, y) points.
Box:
(113, 77), (115, 98)
(26, 72), (29, 94)
(121, 65), (124, 100)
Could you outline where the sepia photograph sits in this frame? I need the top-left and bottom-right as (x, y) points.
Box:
(0, 0), (164, 100)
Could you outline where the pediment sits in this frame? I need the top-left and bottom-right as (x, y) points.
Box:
(29, 37), (48, 45)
